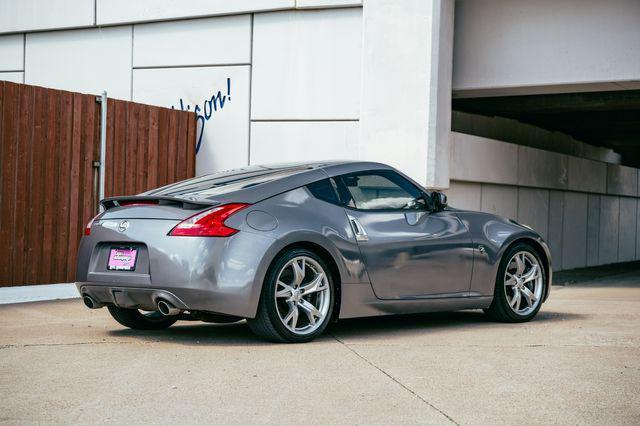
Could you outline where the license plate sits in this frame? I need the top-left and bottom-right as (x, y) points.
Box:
(107, 247), (138, 271)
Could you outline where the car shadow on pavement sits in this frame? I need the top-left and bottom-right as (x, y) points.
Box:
(108, 321), (271, 346)
(107, 308), (584, 346)
(328, 309), (586, 340)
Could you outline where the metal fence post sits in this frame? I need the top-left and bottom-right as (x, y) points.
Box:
(96, 91), (107, 212)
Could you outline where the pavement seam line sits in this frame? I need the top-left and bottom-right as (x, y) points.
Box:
(331, 333), (459, 425)
(0, 341), (138, 349)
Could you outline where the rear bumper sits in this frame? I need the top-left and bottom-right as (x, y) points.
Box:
(77, 284), (189, 311)
(76, 218), (282, 318)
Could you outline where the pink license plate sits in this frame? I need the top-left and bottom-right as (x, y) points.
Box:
(107, 247), (138, 271)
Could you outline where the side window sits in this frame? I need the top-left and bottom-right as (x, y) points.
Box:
(307, 178), (341, 205)
(337, 170), (425, 211)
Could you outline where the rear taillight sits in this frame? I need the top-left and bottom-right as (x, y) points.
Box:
(168, 203), (251, 237)
(84, 213), (101, 236)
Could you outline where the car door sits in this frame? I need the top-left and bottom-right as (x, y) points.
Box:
(335, 170), (474, 300)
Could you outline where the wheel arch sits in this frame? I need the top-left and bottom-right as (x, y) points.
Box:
(274, 241), (343, 322)
(255, 238), (344, 322)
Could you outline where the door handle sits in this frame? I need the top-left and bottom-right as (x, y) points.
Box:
(347, 215), (368, 242)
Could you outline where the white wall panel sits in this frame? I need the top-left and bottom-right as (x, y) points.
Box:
(296, 0), (362, 8)
(251, 9), (362, 120)
(480, 184), (517, 220)
(133, 15), (251, 68)
(250, 121), (358, 165)
(133, 66), (250, 175)
(0, 72), (23, 83)
(618, 197), (638, 262)
(636, 199), (640, 261)
(548, 191), (565, 270)
(445, 181), (481, 211)
(98, 0), (294, 26)
(586, 195), (600, 267)
(453, 0), (640, 94)
(607, 164), (638, 197)
(0, 34), (23, 71)
(517, 188), (549, 241)
(450, 133), (517, 185)
(562, 192), (588, 270)
(25, 27), (132, 100)
(0, 0), (94, 33)
(599, 196), (620, 265)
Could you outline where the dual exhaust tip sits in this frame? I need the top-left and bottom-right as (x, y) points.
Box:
(83, 295), (103, 309)
(82, 295), (181, 317)
(156, 299), (182, 316)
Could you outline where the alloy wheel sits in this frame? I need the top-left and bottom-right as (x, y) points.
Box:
(504, 251), (544, 316)
(274, 256), (331, 335)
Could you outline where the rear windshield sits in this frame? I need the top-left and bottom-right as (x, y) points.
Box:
(144, 164), (317, 198)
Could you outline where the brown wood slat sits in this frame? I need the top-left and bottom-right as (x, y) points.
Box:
(79, 95), (94, 249)
(65, 92), (83, 282)
(40, 89), (58, 282)
(186, 112), (196, 177)
(166, 110), (178, 183)
(147, 108), (159, 189)
(105, 99), (116, 197)
(136, 104), (149, 193)
(12, 84), (34, 285)
(54, 91), (73, 282)
(126, 103), (138, 194)
(0, 82), (18, 284)
(0, 81), (4, 226)
(0, 81), (6, 283)
(112, 100), (126, 197)
(25, 87), (47, 284)
(176, 111), (188, 181)
(157, 108), (169, 187)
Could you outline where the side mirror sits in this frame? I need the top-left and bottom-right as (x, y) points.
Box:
(429, 191), (448, 212)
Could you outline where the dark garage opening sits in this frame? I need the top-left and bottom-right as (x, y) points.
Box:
(452, 90), (640, 167)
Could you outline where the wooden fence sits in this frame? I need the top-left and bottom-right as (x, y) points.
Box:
(0, 81), (196, 287)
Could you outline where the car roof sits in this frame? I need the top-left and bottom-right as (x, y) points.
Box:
(142, 160), (398, 204)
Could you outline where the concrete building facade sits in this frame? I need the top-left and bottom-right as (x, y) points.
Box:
(1, 0), (639, 271)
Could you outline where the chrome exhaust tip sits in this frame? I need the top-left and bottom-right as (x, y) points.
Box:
(157, 300), (182, 316)
(83, 295), (102, 309)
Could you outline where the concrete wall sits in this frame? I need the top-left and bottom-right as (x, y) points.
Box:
(446, 131), (640, 271)
(453, 0), (640, 97)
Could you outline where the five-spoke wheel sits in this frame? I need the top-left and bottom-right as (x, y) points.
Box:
(484, 243), (546, 322)
(248, 248), (335, 342)
(274, 256), (331, 335)
(504, 251), (543, 315)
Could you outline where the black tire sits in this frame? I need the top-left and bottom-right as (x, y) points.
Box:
(484, 242), (547, 323)
(107, 306), (177, 330)
(247, 248), (335, 343)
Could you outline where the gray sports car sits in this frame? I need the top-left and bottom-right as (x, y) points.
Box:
(77, 161), (551, 342)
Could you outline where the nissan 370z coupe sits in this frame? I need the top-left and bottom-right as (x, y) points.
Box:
(77, 161), (551, 343)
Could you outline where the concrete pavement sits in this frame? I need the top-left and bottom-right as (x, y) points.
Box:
(1, 272), (639, 424)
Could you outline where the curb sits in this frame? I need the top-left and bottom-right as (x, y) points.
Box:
(0, 283), (79, 305)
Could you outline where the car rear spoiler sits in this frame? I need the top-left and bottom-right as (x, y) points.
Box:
(100, 196), (217, 211)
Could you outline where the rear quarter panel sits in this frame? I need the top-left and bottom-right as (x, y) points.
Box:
(226, 186), (368, 287)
